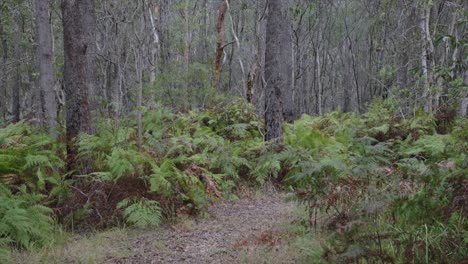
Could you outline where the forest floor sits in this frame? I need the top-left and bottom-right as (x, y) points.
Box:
(14, 190), (320, 264)
(112, 192), (297, 264)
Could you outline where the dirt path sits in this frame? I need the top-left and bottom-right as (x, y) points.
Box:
(110, 193), (297, 264)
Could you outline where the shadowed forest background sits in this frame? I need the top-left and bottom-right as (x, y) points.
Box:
(0, 0), (467, 263)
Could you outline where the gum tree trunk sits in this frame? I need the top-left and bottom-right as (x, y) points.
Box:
(264, 0), (293, 141)
(62, 0), (96, 173)
(12, 8), (22, 123)
(35, 0), (57, 134)
(212, 0), (228, 92)
(0, 8), (8, 121)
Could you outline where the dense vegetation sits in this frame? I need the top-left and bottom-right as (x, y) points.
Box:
(0, 0), (466, 262)
(1, 97), (466, 263)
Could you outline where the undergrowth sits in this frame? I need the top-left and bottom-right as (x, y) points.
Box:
(0, 99), (269, 261)
(282, 100), (467, 263)
(0, 98), (466, 263)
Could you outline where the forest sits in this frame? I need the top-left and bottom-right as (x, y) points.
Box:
(0, 0), (467, 263)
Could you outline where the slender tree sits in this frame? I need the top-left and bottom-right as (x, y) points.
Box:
(212, 0), (228, 92)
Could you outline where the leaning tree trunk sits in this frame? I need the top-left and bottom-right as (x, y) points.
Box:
(35, 0), (58, 134)
(264, 0), (293, 141)
(62, 0), (95, 173)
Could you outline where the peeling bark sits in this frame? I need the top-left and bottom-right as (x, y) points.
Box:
(212, 0), (228, 92)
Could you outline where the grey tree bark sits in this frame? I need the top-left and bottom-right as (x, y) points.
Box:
(62, 0), (95, 173)
(134, 48), (143, 151)
(35, 0), (58, 134)
(212, 0), (228, 92)
(420, 3), (434, 113)
(275, 0), (294, 123)
(84, 0), (98, 132)
(0, 9), (7, 121)
(264, 0), (293, 141)
(253, 0), (267, 113)
(395, 1), (409, 90)
(462, 71), (468, 117)
(12, 8), (22, 123)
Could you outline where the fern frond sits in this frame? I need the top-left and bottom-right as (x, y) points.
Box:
(117, 198), (162, 228)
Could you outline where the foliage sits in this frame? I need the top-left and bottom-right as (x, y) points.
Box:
(0, 121), (65, 193)
(1, 98), (466, 263)
(66, 100), (265, 227)
(286, 101), (468, 263)
(0, 183), (55, 261)
(0, 122), (65, 260)
(116, 198), (162, 228)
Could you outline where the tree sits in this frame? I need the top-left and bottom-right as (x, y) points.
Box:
(11, 7), (22, 123)
(0, 7), (8, 121)
(1, 0), (466, 128)
(419, 1), (435, 113)
(35, 0), (57, 134)
(62, 0), (96, 173)
(212, 0), (228, 92)
(264, 0), (293, 141)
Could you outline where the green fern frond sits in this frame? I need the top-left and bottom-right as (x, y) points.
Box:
(0, 183), (54, 250)
(402, 134), (453, 160)
(149, 159), (176, 196)
(117, 198), (162, 228)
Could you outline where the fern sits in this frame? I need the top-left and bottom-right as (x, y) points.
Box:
(0, 184), (54, 250)
(0, 122), (64, 191)
(117, 198), (162, 228)
(188, 187), (208, 209)
(252, 150), (284, 185)
(0, 238), (10, 263)
(87, 146), (148, 182)
(78, 121), (137, 171)
(149, 159), (176, 197)
(401, 134), (453, 160)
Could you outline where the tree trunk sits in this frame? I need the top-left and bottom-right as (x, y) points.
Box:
(35, 0), (58, 134)
(212, 0), (228, 92)
(12, 8), (22, 123)
(0, 9), (8, 122)
(149, 5), (160, 84)
(460, 98), (468, 117)
(420, 3), (434, 113)
(134, 49), (143, 151)
(84, 0), (97, 132)
(265, 0), (292, 141)
(278, 1), (294, 123)
(461, 71), (468, 117)
(184, 0), (191, 107)
(253, 0), (267, 113)
(62, 0), (95, 173)
(395, 1), (409, 90)
(315, 48), (323, 115)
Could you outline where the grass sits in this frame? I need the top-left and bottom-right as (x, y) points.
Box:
(238, 204), (327, 264)
(10, 229), (131, 264)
